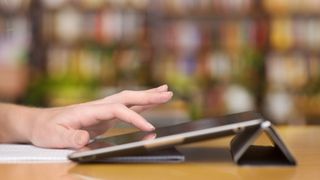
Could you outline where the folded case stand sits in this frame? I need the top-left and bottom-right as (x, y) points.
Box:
(230, 121), (297, 166)
(89, 121), (296, 165)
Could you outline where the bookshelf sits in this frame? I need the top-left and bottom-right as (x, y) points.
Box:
(2, 0), (319, 124)
(263, 0), (320, 124)
(0, 0), (31, 101)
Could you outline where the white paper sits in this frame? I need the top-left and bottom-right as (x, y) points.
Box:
(0, 144), (74, 163)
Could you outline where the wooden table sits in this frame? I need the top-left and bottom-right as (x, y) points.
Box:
(0, 126), (319, 180)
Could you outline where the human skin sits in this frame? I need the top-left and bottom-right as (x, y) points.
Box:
(0, 85), (173, 149)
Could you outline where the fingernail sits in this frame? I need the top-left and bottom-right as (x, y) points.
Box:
(146, 123), (155, 131)
(157, 84), (168, 91)
(162, 91), (173, 98)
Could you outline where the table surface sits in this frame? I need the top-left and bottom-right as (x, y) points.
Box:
(0, 126), (320, 180)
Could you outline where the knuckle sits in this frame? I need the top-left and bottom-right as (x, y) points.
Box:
(111, 103), (125, 114)
(111, 103), (133, 123)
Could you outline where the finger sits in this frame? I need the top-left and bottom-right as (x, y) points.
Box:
(130, 104), (157, 113)
(78, 104), (155, 131)
(82, 84), (169, 106)
(106, 91), (173, 106)
(83, 120), (117, 138)
(142, 133), (157, 141)
(108, 104), (155, 131)
(145, 84), (168, 93)
(102, 85), (171, 105)
(54, 126), (90, 149)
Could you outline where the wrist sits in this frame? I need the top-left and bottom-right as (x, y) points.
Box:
(0, 103), (43, 143)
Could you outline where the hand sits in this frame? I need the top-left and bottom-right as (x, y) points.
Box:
(28, 85), (172, 149)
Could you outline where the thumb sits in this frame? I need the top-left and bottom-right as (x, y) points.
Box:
(58, 128), (90, 149)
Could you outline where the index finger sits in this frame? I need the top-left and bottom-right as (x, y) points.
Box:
(72, 104), (155, 131)
(83, 85), (170, 106)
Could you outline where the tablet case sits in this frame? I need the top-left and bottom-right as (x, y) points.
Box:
(230, 121), (297, 166)
(87, 147), (185, 163)
(79, 120), (296, 165)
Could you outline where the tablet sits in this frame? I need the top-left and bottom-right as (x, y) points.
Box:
(68, 111), (264, 162)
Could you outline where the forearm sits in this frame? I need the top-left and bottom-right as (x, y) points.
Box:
(0, 103), (40, 143)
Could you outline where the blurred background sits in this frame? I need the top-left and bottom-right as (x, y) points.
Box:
(0, 0), (320, 126)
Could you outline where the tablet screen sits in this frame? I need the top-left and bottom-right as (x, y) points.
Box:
(79, 111), (262, 152)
